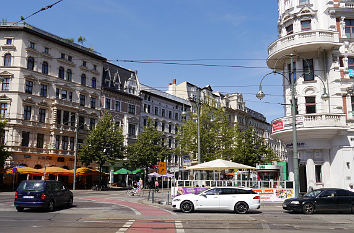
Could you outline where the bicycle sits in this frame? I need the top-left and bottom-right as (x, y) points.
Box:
(126, 187), (144, 197)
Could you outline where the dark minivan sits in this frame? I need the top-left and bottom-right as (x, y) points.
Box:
(14, 180), (73, 212)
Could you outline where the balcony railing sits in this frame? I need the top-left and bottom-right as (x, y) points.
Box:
(268, 30), (339, 57)
(272, 113), (347, 133)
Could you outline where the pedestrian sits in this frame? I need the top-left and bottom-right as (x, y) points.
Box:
(348, 183), (354, 192)
(139, 178), (143, 189)
(155, 180), (159, 192)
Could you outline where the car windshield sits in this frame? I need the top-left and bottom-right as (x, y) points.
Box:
(17, 181), (44, 191)
(304, 190), (322, 198)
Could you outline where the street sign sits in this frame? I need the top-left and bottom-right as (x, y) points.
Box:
(158, 162), (167, 175)
(12, 167), (17, 173)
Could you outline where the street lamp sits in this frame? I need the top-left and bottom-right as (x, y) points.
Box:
(257, 54), (329, 197)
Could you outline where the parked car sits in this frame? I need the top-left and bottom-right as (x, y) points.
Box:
(282, 188), (354, 214)
(172, 187), (260, 214)
(14, 180), (73, 212)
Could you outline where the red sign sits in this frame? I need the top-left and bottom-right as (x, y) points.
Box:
(272, 120), (283, 131)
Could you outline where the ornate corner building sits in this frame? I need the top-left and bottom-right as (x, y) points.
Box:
(269, 0), (354, 191)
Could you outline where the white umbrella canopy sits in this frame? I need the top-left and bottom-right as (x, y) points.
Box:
(186, 159), (256, 171)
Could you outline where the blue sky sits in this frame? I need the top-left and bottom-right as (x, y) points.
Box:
(2, 0), (284, 122)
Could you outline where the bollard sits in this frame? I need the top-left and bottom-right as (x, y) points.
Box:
(167, 191), (170, 205)
(152, 190), (154, 203)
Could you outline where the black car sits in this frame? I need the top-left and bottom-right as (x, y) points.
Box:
(283, 188), (354, 214)
(14, 180), (73, 212)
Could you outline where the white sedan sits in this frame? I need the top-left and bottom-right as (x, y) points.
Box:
(172, 187), (260, 214)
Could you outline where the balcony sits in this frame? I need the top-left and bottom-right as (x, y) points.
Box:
(271, 114), (347, 142)
(267, 30), (340, 69)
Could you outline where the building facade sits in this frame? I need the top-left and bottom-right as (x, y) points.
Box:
(268, 0), (354, 191)
(0, 24), (105, 171)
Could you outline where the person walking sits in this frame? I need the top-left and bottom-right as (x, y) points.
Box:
(154, 180), (159, 192)
(139, 178), (143, 189)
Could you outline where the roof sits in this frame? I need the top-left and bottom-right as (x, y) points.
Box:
(140, 84), (191, 106)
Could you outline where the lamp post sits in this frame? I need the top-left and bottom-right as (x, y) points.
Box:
(257, 54), (329, 197)
(73, 119), (79, 190)
(197, 90), (201, 180)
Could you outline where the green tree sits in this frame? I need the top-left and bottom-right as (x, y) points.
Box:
(127, 118), (169, 182)
(231, 127), (277, 166)
(77, 36), (86, 45)
(0, 119), (11, 170)
(79, 112), (124, 184)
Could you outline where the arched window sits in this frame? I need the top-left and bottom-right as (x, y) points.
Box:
(81, 74), (86, 85)
(27, 56), (34, 70)
(58, 66), (64, 79)
(66, 69), (72, 81)
(4, 53), (12, 67)
(42, 61), (48, 74)
(91, 77), (96, 88)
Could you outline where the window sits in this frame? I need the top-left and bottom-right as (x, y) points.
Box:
(162, 123), (165, 132)
(89, 118), (95, 130)
(66, 69), (72, 81)
(58, 66), (64, 79)
(351, 96), (354, 116)
(301, 20), (311, 31)
(56, 88), (60, 99)
(168, 138), (172, 148)
(63, 111), (69, 125)
(36, 134), (44, 148)
(39, 109), (46, 123)
(93, 65), (97, 71)
(286, 24), (293, 35)
(162, 109), (165, 117)
(4, 53), (11, 67)
(68, 56), (72, 62)
(175, 112), (179, 120)
(29, 42), (35, 49)
(91, 77), (96, 88)
(61, 53), (65, 59)
(305, 96), (316, 114)
(80, 94), (85, 106)
(128, 124), (136, 136)
(6, 38), (12, 45)
(82, 61), (86, 67)
(70, 113), (75, 127)
(175, 125), (179, 133)
(155, 107), (159, 115)
(25, 80), (33, 94)
(55, 135), (60, 149)
(62, 136), (68, 150)
(0, 103), (7, 118)
(69, 92), (73, 102)
(154, 121), (158, 129)
(61, 90), (67, 100)
(128, 104), (135, 114)
(315, 164), (322, 183)
(169, 124), (172, 133)
(105, 98), (111, 109)
(81, 74), (86, 85)
(299, 0), (309, 5)
(90, 97), (96, 109)
(115, 101), (120, 111)
(349, 58), (354, 78)
(78, 116), (85, 129)
(143, 118), (147, 127)
(42, 61), (48, 74)
(169, 111), (172, 119)
(70, 137), (75, 150)
(27, 57), (34, 70)
(2, 78), (10, 91)
(56, 109), (62, 125)
(345, 19), (354, 38)
(44, 47), (49, 54)
(21, 131), (30, 147)
(24, 106), (31, 120)
(303, 59), (314, 81)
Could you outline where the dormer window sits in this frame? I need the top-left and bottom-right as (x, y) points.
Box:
(61, 53), (65, 59)
(44, 47), (49, 54)
(29, 42), (35, 49)
(82, 61), (86, 67)
(6, 38), (12, 45)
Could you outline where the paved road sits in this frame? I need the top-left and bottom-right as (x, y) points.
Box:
(1, 190), (354, 233)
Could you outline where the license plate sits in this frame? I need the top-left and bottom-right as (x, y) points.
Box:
(23, 196), (34, 199)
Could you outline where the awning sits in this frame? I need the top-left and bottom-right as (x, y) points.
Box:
(186, 159), (256, 171)
(113, 168), (131, 175)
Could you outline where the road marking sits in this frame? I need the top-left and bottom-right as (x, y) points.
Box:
(175, 220), (184, 233)
(116, 220), (135, 232)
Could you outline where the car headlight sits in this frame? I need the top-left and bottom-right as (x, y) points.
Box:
(290, 200), (300, 205)
(173, 198), (181, 202)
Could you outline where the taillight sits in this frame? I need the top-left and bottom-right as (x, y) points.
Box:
(15, 192), (18, 199)
(40, 193), (46, 200)
(253, 196), (260, 199)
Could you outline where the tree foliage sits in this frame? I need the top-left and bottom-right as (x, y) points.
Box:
(79, 112), (125, 172)
(176, 102), (277, 166)
(127, 118), (169, 174)
(0, 119), (11, 169)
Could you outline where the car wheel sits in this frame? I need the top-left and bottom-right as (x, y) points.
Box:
(180, 200), (194, 213)
(16, 207), (24, 212)
(67, 197), (73, 208)
(47, 200), (55, 212)
(234, 202), (249, 214)
(303, 203), (315, 215)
